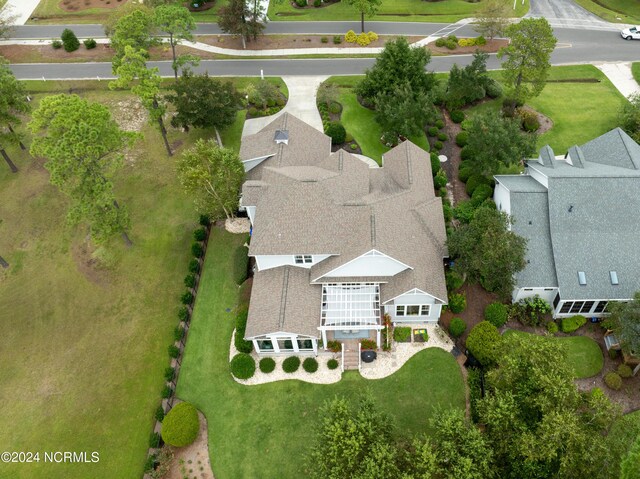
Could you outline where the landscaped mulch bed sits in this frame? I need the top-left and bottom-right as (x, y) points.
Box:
(197, 34), (424, 50)
(59, 0), (127, 12)
(436, 108), (467, 205)
(426, 38), (509, 55)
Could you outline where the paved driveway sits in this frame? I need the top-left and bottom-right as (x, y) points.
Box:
(527, 0), (618, 29)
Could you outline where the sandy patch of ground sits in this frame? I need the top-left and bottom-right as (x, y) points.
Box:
(224, 218), (250, 234)
(197, 34), (424, 50)
(59, 0), (128, 12)
(166, 411), (215, 479)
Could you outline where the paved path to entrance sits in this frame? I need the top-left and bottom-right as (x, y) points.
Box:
(526, 0), (618, 30)
(241, 75), (327, 137)
(595, 62), (640, 98)
(1, 0), (40, 26)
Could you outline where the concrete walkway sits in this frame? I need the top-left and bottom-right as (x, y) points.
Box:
(526, 0), (620, 30)
(241, 75), (327, 137)
(1, 0), (40, 26)
(596, 62), (640, 98)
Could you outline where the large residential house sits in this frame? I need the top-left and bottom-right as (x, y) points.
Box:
(238, 113), (448, 355)
(494, 128), (640, 318)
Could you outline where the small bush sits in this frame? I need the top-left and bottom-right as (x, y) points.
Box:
(448, 292), (467, 314)
(303, 357), (319, 373)
(248, 107), (258, 116)
(435, 119), (445, 129)
(344, 132), (354, 143)
(283, 356), (301, 373)
(328, 101), (342, 114)
(450, 110), (465, 123)
(168, 345), (180, 358)
(61, 28), (80, 52)
(161, 402), (199, 447)
(52, 39), (63, 49)
(83, 38), (97, 49)
(235, 309), (253, 353)
(437, 132), (448, 142)
(180, 291), (193, 305)
(164, 367), (175, 382)
(367, 31), (378, 42)
(230, 353), (256, 379)
(325, 121), (346, 145)
(520, 109), (540, 132)
(477, 35), (487, 45)
(174, 326), (184, 341)
(484, 302), (508, 328)
(327, 358), (339, 370)
(191, 242), (203, 258)
(608, 348), (619, 360)
(149, 431), (161, 448)
(427, 126), (439, 137)
(433, 169), (448, 189)
(485, 79), (502, 98)
(361, 339), (377, 350)
(259, 357), (276, 373)
(471, 183), (493, 206)
(178, 306), (189, 322)
(618, 363), (633, 378)
(184, 274), (196, 289)
(460, 146), (473, 161)
(356, 32), (371, 46)
(350, 143), (358, 150)
(453, 200), (476, 223)
(466, 321), (502, 367)
(333, 35), (342, 44)
(546, 321), (559, 334)
(449, 317), (467, 338)
(188, 258), (200, 274)
(199, 214), (210, 226)
(326, 340), (341, 353)
(560, 315), (587, 333)
(320, 35), (328, 43)
(455, 131), (468, 147)
(162, 385), (173, 399)
(604, 371), (623, 390)
(465, 174), (487, 196)
(393, 326), (412, 342)
(314, 0), (322, 6)
(294, 0), (306, 6)
(233, 244), (249, 285)
(433, 141), (443, 150)
(345, 30), (357, 43)
(430, 152), (441, 175)
(193, 227), (207, 241)
(458, 166), (473, 183)
(446, 269), (464, 291)
(155, 405), (165, 422)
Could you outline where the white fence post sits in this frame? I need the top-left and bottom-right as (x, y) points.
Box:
(341, 342), (345, 373)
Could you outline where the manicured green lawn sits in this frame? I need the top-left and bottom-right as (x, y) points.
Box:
(633, 63), (640, 86)
(0, 79), (251, 478)
(268, 0), (528, 23)
(177, 228), (465, 479)
(504, 330), (604, 379)
(573, 0), (640, 23)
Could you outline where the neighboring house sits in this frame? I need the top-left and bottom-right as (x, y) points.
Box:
(239, 113), (448, 355)
(494, 128), (640, 318)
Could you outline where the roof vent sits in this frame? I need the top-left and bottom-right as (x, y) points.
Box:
(578, 271), (587, 285)
(610, 271), (619, 285)
(274, 130), (289, 145)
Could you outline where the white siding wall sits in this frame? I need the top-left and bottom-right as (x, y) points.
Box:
(513, 287), (558, 305)
(527, 166), (549, 188)
(324, 252), (409, 277)
(255, 254), (332, 271)
(242, 155), (273, 172)
(494, 182), (511, 216)
(385, 291), (442, 323)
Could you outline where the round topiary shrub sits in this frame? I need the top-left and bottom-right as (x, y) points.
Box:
(325, 121), (346, 145)
(559, 315), (587, 333)
(181, 291), (194, 305)
(618, 363), (633, 378)
(433, 141), (443, 150)
(449, 317), (466, 338)
(604, 371), (623, 390)
(230, 353), (256, 379)
(259, 357), (276, 374)
(465, 174), (487, 196)
(546, 321), (559, 334)
(188, 258), (200, 274)
(282, 356), (301, 373)
(328, 101), (342, 114)
(303, 357), (319, 373)
(455, 131), (468, 147)
(52, 39), (63, 49)
(435, 119), (445, 129)
(448, 292), (467, 314)
(61, 28), (80, 52)
(83, 38), (97, 49)
(450, 110), (465, 123)
(466, 321), (502, 367)
(458, 166), (473, 183)
(471, 184), (493, 206)
(345, 29), (357, 43)
(184, 274), (196, 288)
(430, 152), (441, 175)
(193, 227), (207, 241)
(191, 242), (203, 257)
(434, 170), (448, 189)
(327, 358), (339, 370)
(161, 402), (199, 447)
(485, 79), (503, 99)
(460, 146), (473, 161)
(437, 132), (448, 142)
(484, 302), (508, 328)
(427, 126), (439, 137)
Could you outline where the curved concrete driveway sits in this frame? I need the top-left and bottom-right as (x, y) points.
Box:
(527, 0), (617, 29)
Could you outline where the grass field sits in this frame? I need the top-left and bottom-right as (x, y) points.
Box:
(504, 330), (604, 379)
(268, 0), (528, 23)
(573, 0), (640, 23)
(177, 228), (465, 479)
(0, 78), (252, 478)
(633, 63), (640, 86)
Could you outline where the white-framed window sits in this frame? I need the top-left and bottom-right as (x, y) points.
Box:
(395, 304), (430, 316)
(294, 255), (313, 264)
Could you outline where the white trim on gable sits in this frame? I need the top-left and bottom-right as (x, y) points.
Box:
(382, 288), (447, 305)
(525, 163), (549, 189)
(242, 154), (276, 173)
(312, 249), (412, 282)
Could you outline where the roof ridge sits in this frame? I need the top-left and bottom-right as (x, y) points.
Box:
(617, 127), (640, 170)
(405, 141), (414, 185)
(370, 208), (376, 247)
(281, 112), (288, 130)
(278, 267), (290, 330)
(411, 200), (445, 253)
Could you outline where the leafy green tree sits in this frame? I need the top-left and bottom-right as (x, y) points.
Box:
(430, 409), (495, 479)
(168, 73), (241, 132)
(28, 95), (137, 244)
(463, 110), (537, 177)
(177, 139), (244, 220)
(108, 8), (157, 72)
(473, 0), (510, 40)
(619, 93), (640, 143)
(154, 4), (198, 80)
(498, 18), (557, 114)
(356, 37), (436, 104)
(466, 321), (503, 367)
(110, 46), (172, 156)
(478, 333), (619, 479)
(375, 82), (436, 144)
(218, 0), (265, 48)
(0, 8), (16, 39)
(621, 435), (640, 479)
(103, 2), (154, 37)
(446, 51), (490, 110)
(344, 0), (382, 33)
(0, 60), (30, 172)
(606, 291), (640, 355)
(447, 205), (527, 297)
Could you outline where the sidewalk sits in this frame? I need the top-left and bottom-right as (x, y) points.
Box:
(595, 62), (640, 98)
(1, 0), (40, 26)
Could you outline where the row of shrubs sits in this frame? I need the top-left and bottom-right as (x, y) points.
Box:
(345, 30), (379, 46)
(230, 354), (339, 379)
(52, 29), (96, 51)
(604, 363), (634, 390)
(435, 35), (486, 50)
(449, 301), (508, 339)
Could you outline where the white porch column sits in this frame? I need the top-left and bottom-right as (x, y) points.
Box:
(252, 339), (260, 354)
(376, 329), (381, 348)
(321, 329), (328, 350)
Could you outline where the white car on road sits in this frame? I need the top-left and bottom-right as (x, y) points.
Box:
(621, 26), (640, 40)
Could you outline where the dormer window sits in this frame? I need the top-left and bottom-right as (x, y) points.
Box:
(610, 271), (619, 285)
(294, 255), (312, 264)
(274, 130), (289, 145)
(578, 271), (586, 285)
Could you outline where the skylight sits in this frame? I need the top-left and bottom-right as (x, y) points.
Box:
(578, 271), (586, 285)
(610, 271), (619, 285)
